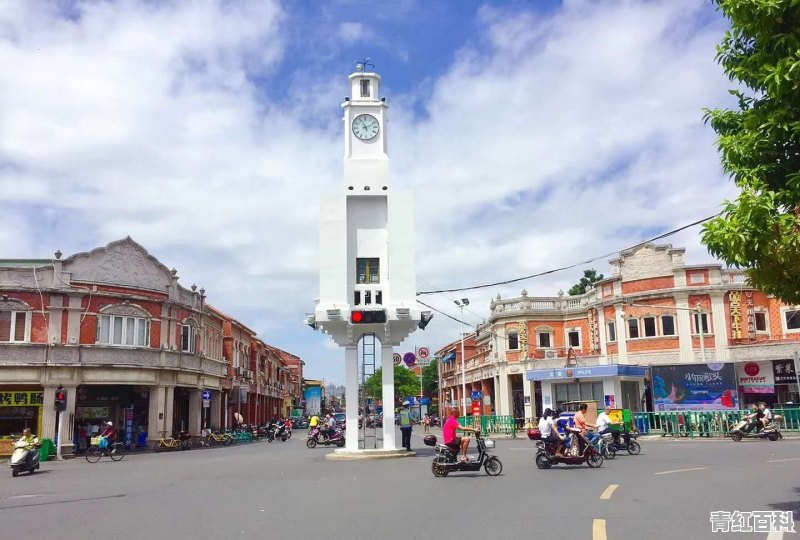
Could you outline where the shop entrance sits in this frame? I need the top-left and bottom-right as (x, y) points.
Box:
(75, 385), (149, 451)
(620, 381), (641, 412)
(173, 388), (190, 433)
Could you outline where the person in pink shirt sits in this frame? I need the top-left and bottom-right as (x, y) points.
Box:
(443, 410), (477, 462)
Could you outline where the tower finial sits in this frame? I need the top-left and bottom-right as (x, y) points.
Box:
(354, 57), (374, 73)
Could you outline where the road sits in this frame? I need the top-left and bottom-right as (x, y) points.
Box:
(1, 430), (798, 540)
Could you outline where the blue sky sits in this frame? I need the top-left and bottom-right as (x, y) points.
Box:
(0, 1), (736, 384)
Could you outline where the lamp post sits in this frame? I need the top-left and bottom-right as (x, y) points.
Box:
(454, 299), (470, 416)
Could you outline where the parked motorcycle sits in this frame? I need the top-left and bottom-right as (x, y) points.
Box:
(426, 432), (503, 477)
(730, 414), (783, 442)
(528, 428), (604, 469)
(306, 427), (345, 448)
(10, 437), (41, 477)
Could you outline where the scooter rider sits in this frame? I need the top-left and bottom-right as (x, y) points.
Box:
(743, 404), (763, 433)
(760, 402), (773, 429)
(19, 428), (39, 467)
(539, 408), (564, 458)
(322, 413), (337, 441)
(443, 410), (478, 463)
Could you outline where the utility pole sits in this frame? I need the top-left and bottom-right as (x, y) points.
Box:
(454, 299), (470, 416)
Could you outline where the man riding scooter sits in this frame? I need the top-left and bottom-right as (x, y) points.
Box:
(442, 410), (478, 462)
(11, 428), (40, 477)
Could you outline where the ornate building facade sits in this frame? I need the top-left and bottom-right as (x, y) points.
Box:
(437, 243), (800, 419)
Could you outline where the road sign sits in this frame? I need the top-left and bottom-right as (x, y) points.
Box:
(393, 353), (402, 366)
(202, 399), (211, 408)
(403, 352), (416, 366)
(419, 397), (432, 405)
(471, 391), (482, 401)
(416, 346), (430, 359)
(201, 390), (211, 400)
(417, 357), (433, 367)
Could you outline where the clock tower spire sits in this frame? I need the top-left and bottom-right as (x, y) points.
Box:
(342, 60), (389, 191)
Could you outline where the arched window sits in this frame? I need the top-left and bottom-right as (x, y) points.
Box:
(181, 318), (197, 353)
(98, 304), (150, 347)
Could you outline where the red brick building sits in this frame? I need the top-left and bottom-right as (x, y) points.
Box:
(0, 238), (304, 454)
(437, 243), (800, 420)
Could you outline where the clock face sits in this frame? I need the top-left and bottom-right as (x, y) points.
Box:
(352, 114), (379, 140)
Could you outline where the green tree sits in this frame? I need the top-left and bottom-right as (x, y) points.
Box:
(702, 0), (800, 303)
(568, 269), (604, 296)
(363, 366), (420, 407)
(421, 359), (438, 397)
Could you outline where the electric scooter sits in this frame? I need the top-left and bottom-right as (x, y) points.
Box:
(730, 414), (783, 441)
(306, 427), (345, 448)
(426, 431), (503, 477)
(10, 437), (41, 477)
(528, 427), (604, 468)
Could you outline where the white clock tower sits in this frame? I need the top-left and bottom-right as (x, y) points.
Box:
(313, 64), (422, 454)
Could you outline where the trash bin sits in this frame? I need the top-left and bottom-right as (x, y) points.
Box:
(137, 432), (148, 448)
(635, 414), (650, 434)
(39, 438), (54, 462)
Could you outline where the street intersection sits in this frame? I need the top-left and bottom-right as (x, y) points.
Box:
(2, 430), (798, 540)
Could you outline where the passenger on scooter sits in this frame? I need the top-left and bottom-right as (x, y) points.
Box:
(322, 413), (337, 441)
(760, 402), (773, 428)
(538, 408), (564, 458)
(443, 410), (477, 463)
(573, 403), (594, 452)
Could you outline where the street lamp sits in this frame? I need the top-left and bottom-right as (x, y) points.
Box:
(454, 299), (469, 416)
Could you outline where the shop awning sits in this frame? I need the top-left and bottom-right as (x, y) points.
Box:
(526, 364), (649, 381)
(442, 352), (457, 363)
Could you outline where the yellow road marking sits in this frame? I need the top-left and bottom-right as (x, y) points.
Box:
(766, 530), (784, 540)
(593, 519), (607, 540)
(600, 484), (618, 500)
(654, 467), (707, 475)
(765, 457), (800, 463)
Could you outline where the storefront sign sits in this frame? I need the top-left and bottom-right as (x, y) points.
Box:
(773, 359), (798, 384)
(526, 364), (648, 381)
(0, 391), (44, 406)
(124, 406), (133, 449)
(652, 363), (739, 411)
(745, 292), (756, 340)
(76, 406), (111, 420)
(588, 309), (600, 352)
(736, 361), (775, 394)
(518, 322), (528, 360)
(729, 291), (743, 339)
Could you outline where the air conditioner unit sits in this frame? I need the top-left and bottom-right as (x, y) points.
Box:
(544, 350), (556, 359)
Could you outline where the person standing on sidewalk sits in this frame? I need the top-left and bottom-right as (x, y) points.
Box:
(400, 402), (413, 451)
(422, 413), (431, 434)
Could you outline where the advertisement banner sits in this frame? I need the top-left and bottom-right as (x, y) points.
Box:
(652, 363), (739, 411)
(304, 386), (322, 416)
(773, 359), (798, 385)
(736, 361), (775, 394)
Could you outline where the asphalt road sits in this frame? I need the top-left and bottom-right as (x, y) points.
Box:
(1, 430), (798, 540)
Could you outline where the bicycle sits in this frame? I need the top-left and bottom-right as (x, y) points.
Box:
(202, 430), (232, 447)
(153, 431), (183, 452)
(85, 439), (125, 463)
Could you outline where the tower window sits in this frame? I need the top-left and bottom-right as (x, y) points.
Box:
(356, 258), (379, 284)
(360, 79), (370, 97)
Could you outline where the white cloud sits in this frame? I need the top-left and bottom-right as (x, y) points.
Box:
(338, 22), (374, 43)
(0, 0), (735, 383)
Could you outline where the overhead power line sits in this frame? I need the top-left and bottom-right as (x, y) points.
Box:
(416, 212), (721, 296)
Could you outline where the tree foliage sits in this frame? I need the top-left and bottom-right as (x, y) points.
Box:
(363, 366), (420, 406)
(702, 0), (800, 303)
(421, 359), (438, 397)
(568, 269), (604, 296)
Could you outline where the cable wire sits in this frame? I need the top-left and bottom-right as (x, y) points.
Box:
(417, 212), (721, 296)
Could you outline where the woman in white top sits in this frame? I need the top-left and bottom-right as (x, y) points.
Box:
(538, 408), (564, 457)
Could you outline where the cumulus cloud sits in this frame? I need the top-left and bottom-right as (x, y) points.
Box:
(338, 22), (374, 43)
(0, 1), (734, 383)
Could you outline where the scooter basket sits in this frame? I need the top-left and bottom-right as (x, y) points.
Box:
(90, 436), (102, 447)
(484, 439), (495, 449)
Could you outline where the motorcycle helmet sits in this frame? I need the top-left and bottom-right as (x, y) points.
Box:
(106, 421), (113, 427)
(527, 428), (542, 440)
(423, 435), (437, 447)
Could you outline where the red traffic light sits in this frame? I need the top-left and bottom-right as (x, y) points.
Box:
(56, 392), (65, 401)
(350, 310), (386, 324)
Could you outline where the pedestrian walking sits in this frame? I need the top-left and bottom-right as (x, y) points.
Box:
(423, 413), (430, 434)
(400, 401), (413, 451)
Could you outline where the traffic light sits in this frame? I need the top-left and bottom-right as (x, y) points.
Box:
(350, 309), (387, 324)
(418, 311), (434, 330)
(54, 386), (67, 412)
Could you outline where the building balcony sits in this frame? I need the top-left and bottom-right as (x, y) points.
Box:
(0, 343), (228, 378)
(490, 289), (595, 316)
